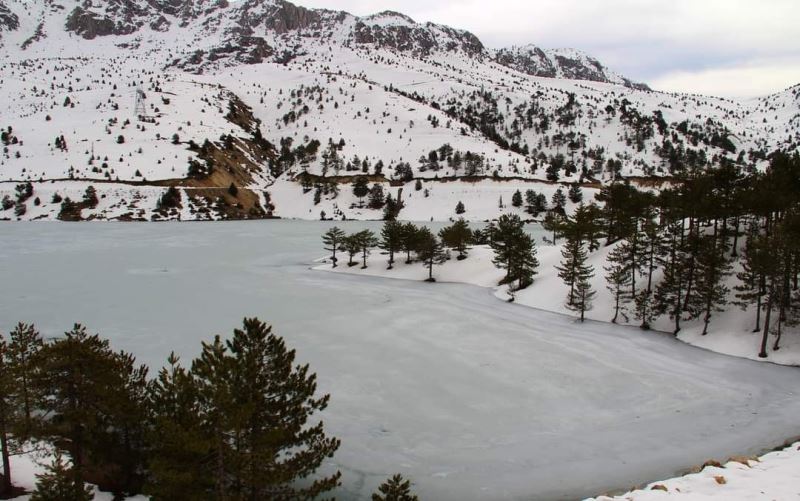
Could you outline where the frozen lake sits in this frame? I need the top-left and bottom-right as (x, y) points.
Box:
(2, 221), (800, 500)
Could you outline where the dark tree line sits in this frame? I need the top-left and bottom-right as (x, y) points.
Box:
(323, 217), (540, 290)
(0, 319), (389, 500)
(571, 152), (800, 356)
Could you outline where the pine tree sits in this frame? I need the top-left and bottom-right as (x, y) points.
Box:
(489, 214), (527, 284)
(342, 234), (361, 267)
(353, 177), (370, 207)
(98, 352), (149, 494)
(8, 322), (42, 440)
(30, 453), (92, 501)
(400, 223), (420, 264)
(509, 232), (539, 290)
(524, 189), (538, 215)
(32, 325), (123, 495)
(734, 224), (768, 332)
(380, 221), (403, 268)
(372, 474), (418, 501)
(322, 226), (346, 268)
(654, 218), (689, 334)
(556, 234), (588, 309)
(696, 225), (733, 335)
(455, 201), (466, 215)
(83, 186), (98, 209)
(568, 183), (583, 203)
(415, 227), (446, 282)
(551, 187), (567, 214)
(562, 243), (595, 322)
(356, 229), (379, 269)
(604, 245), (633, 323)
(633, 290), (656, 330)
(368, 184), (385, 209)
(146, 353), (210, 500)
(542, 211), (565, 244)
(439, 219), (472, 260)
(192, 336), (235, 500)
(223, 319), (341, 499)
(511, 190), (523, 208)
(0, 335), (17, 496)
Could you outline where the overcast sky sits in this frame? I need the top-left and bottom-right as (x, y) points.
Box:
(291, 0), (800, 98)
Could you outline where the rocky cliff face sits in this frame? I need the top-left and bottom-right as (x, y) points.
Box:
(494, 45), (650, 90)
(352, 11), (484, 57)
(10, 0), (646, 88)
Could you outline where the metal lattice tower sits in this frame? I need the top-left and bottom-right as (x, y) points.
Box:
(134, 87), (148, 120)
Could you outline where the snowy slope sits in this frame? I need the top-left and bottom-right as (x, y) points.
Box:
(316, 234), (800, 365)
(0, 0), (798, 221)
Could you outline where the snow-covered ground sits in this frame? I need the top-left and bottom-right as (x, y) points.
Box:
(316, 236), (800, 366)
(3, 221), (800, 500)
(2, 444), (147, 501)
(587, 441), (800, 501)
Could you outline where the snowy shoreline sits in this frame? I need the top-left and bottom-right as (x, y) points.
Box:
(315, 251), (800, 500)
(314, 242), (800, 367)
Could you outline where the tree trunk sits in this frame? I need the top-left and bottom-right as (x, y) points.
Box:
(759, 296), (773, 358)
(753, 289), (762, 332)
(216, 430), (226, 501)
(773, 312), (783, 351)
(0, 402), (11, 496)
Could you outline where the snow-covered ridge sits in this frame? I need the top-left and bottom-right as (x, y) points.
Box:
(0, 0), (798, 221)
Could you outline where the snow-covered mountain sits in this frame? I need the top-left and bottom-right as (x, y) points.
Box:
(0, 0), (798, 221)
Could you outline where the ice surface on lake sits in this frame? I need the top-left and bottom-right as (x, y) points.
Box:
(2, 221), (800, 500)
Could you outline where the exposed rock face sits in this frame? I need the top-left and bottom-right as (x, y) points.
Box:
(0, 1), (19, 33)
(352, 11), (484, 57)
(494, 45), (650, 90)
(258, 0), (320, 33)
(12, 0), (646, 88)
(495, 46), (556, 78)
(65, 0), (149, 40)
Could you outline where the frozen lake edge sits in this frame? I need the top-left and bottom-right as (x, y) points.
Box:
(2, 220), (800, 500)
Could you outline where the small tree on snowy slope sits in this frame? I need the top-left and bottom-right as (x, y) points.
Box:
(356, 229), (379, 269)
(604, 245), (633, 323)
(400, 223), (420, 264)
(30, 453), (92, 501)
(380, 221), (403, 269)
(415, 227), (446, 282)
(654, 218), (690, 335)
(556, 234), (583, 307)
(352, 177), (370, 207)
(508, 232), (539, 290)
(568, 264), (596, 322)
(342, 234), (361, 267)
(439, 219), (472, 260)
(322, 227), (346, 268)
(696, 228), (733, 335)
(372, 474), (418, 501)
(734, 224), (768, 332)
(489, 214), (527, 284)
(511, 190), (523, 208)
